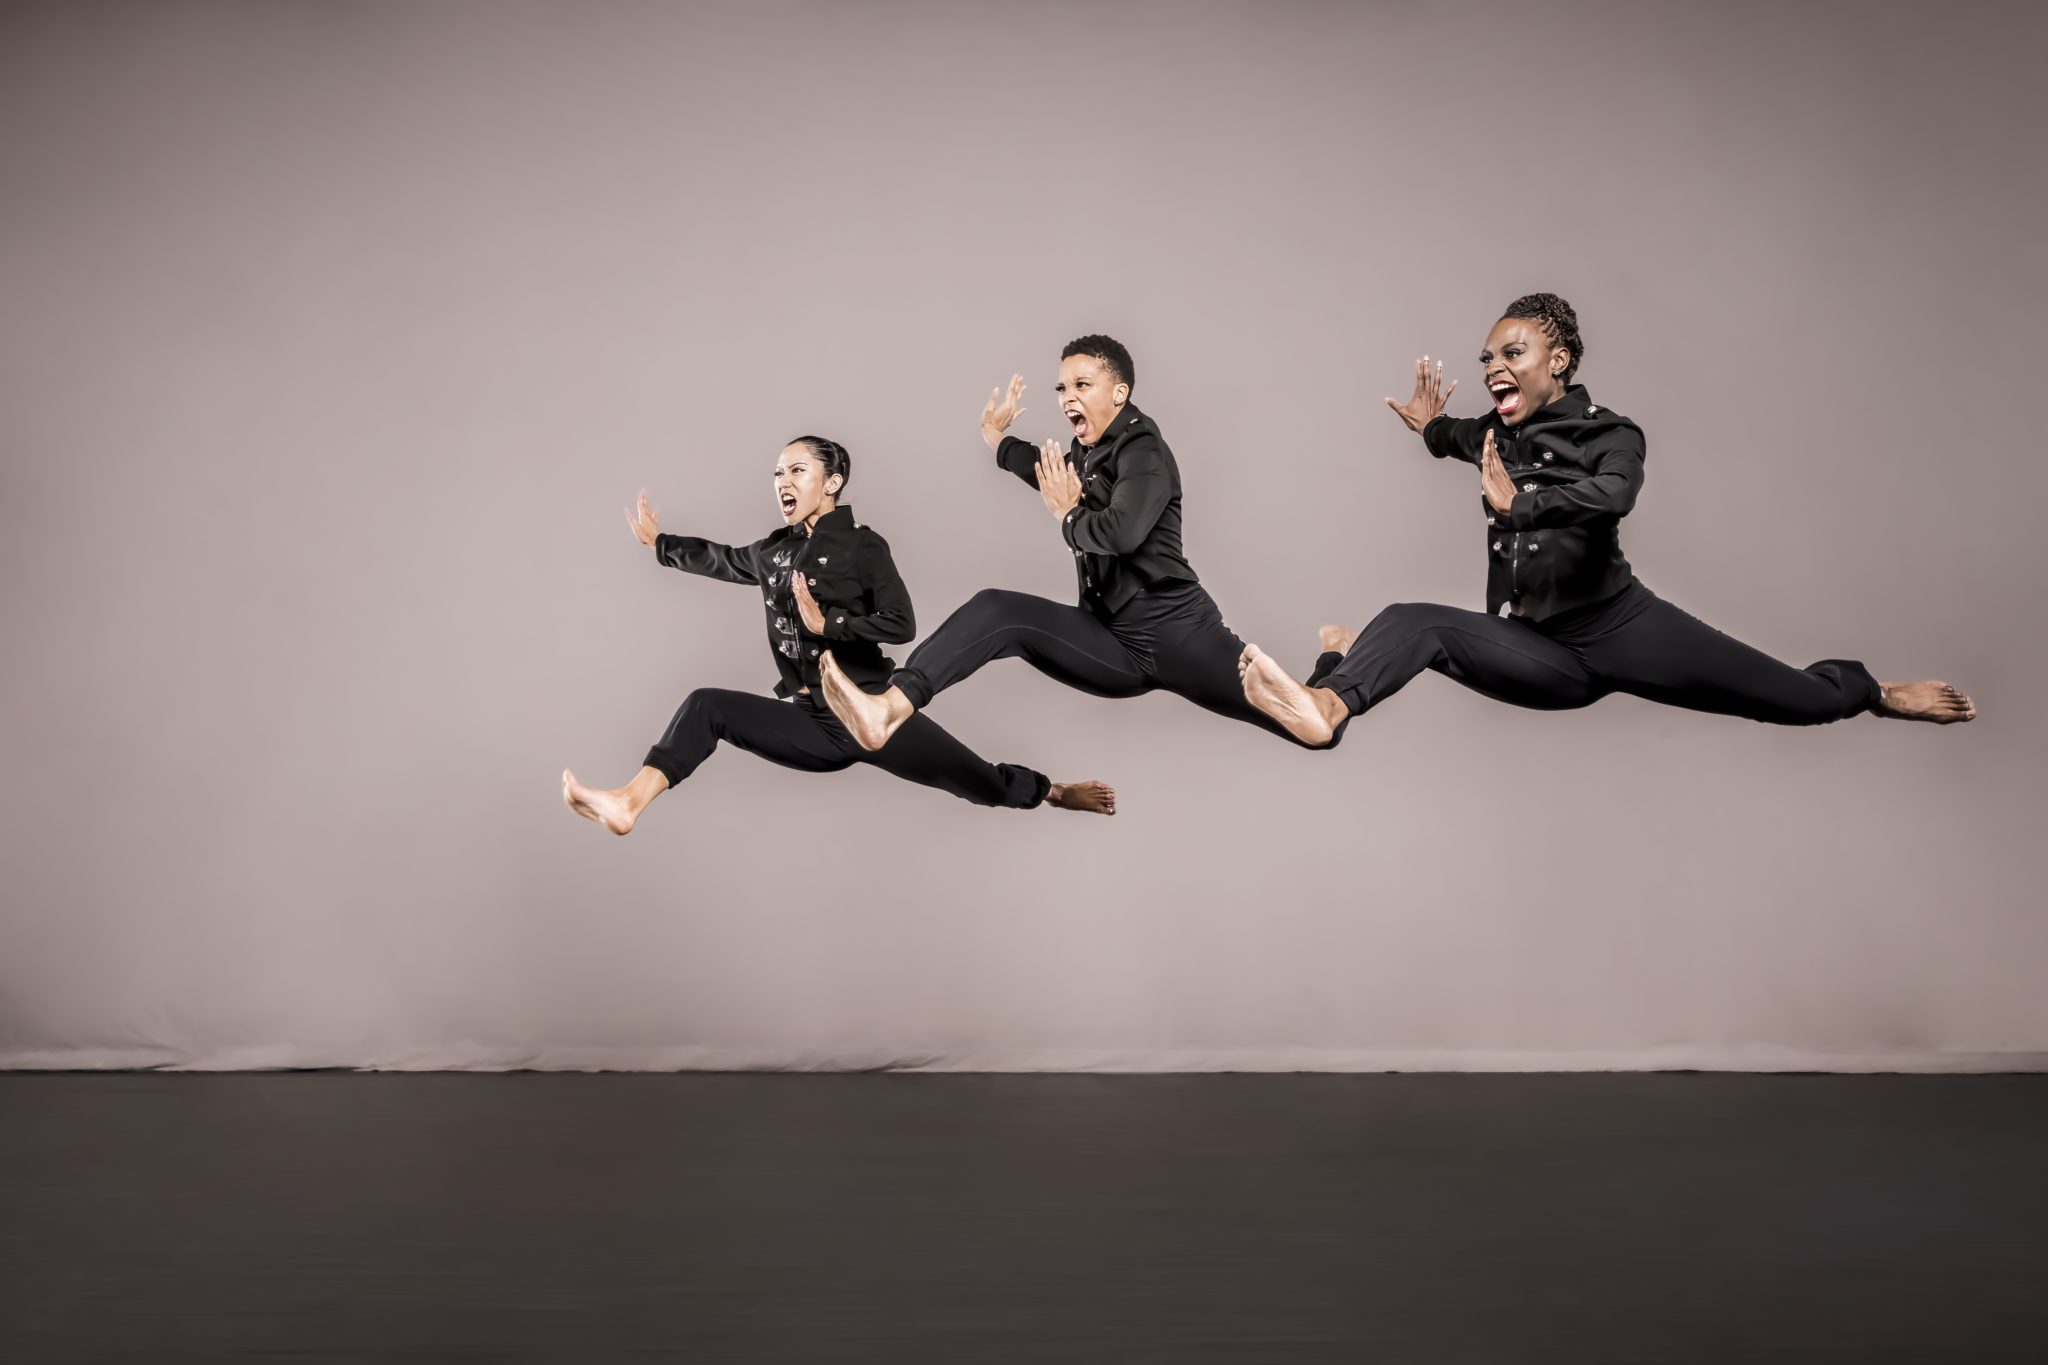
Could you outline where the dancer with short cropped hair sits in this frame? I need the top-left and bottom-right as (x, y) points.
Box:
(820, 335), (1332, 754)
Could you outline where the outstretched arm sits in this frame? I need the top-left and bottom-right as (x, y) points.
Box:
(1387, 356), (1483, 465)
(983, 374), (1049, 488)
(629, 490), (760, 584)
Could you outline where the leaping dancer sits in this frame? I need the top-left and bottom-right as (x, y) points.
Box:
(1237, 293), (1975, 744)
(817, 336), (1333, 757)
(563, 436), (1115, 835)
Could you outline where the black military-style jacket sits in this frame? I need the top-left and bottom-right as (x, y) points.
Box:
(995, 401), (1198, 616)
(1423, 384), (1646, 620)
(653, 504), (913, 697)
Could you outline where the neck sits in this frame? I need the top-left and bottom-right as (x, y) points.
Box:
(1085, 403), (1128, 448)
(802, 498), (837, 532)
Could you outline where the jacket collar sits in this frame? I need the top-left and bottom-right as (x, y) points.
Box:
(1076, 402), (1145, 457)
(1508, 383), (1593, 429)
(791, 503), (857, 538)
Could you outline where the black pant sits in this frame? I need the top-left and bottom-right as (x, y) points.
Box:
(1311, 582), (1881, 739)
(644, 688), (1049, 808)
(890, 583), (1318, 747)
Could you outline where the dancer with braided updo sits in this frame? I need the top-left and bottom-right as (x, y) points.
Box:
(1238, 293), (1976, 743)
(562, 437), (1115, 835)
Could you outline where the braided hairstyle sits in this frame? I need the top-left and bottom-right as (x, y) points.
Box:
(789, 435), (851, 495)
(1499, 293), (1584, 384)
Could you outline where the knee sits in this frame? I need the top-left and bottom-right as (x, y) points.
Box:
(966, 587), (1028, 615)
(1367, 602), (1437, 633)
(677, 688), (736, 729)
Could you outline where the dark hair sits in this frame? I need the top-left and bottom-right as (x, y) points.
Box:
(1061, 334), (1135, 393)
(789, 435), (851, 492)
(1499, 293), (1584, 384)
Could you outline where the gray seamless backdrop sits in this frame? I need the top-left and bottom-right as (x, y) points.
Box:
(3, 0), (2042, 1071)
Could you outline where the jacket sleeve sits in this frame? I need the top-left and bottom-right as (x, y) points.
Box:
(1422, 414), (1486, 465)
(1060, 436), (1171, 557)
(816, 532), (916, 645)
(1503, 440), (1646, 530)
(653, 532), (760, 584)
(994, 434), (1044, 488)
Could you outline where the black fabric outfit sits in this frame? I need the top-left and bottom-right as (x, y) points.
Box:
(643, 505), (1048, 808)
(888, 403), (1314, 746)
(1310, 385), (1882, 733)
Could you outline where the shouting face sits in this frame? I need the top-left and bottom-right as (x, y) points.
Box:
(1478, 317), (1571, 427)
(773, 443), (839, 527)
(1053, 352), (1129, 448)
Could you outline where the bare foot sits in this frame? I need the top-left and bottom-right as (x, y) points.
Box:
(1047, 780), (1117, 815)
(819, 651), (913, 750)
(1318, 624), (1358, 656)
(562, 768), (641, 835)
(1873, 681), (1976, 724)
(1239, 644), (1347, 746)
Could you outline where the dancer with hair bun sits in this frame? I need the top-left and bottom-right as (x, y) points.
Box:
(563, 437), (1115, 835)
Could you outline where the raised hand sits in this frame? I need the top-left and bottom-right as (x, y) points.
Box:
(1385, 356), (1458, 433)
(627, 490), (660, 545)
(981, 373), (1027, 449)
(1035, 440), (1082, 520)
(1479, 429), (1516, 514)
(791, 564), (826, 634)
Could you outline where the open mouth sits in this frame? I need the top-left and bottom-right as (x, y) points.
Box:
(1488, 380), (1522, 416)
(1065, 409), (1087, 437)
(779, 492), (798, 516)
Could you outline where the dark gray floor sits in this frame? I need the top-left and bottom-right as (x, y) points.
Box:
(1, 1073), (2044, 1363)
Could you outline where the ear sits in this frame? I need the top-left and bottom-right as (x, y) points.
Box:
(1113, 382), (1131, 406)
(1550, 345), (1571, 378)
(826, 475), (843, 494)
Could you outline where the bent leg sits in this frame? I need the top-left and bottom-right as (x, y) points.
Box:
(852, 711), (1052, 809)
(644, 688), (851, 786)
(1577, 596), (1882, 725)
(1145, 592), (1331, 746)
(890, 588), (1149, 708)
(1321, 602), (1600, 718)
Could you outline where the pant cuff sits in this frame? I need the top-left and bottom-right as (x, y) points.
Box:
(890, 668), (933, 710)
(642, 750), (687, 788)
(1306, 650), (1344, 688)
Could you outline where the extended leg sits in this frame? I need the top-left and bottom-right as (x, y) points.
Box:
(564, 688), (850, 836)
(1578, 595), (1972, 725)
(852, 711), (1113, 813)
(1140, 589), (1341, 748)
(822, 588), (1149, 750)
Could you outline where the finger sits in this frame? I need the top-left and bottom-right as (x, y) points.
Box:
(982, 388), (998, 419)
(1442, 377), (1457, 401)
